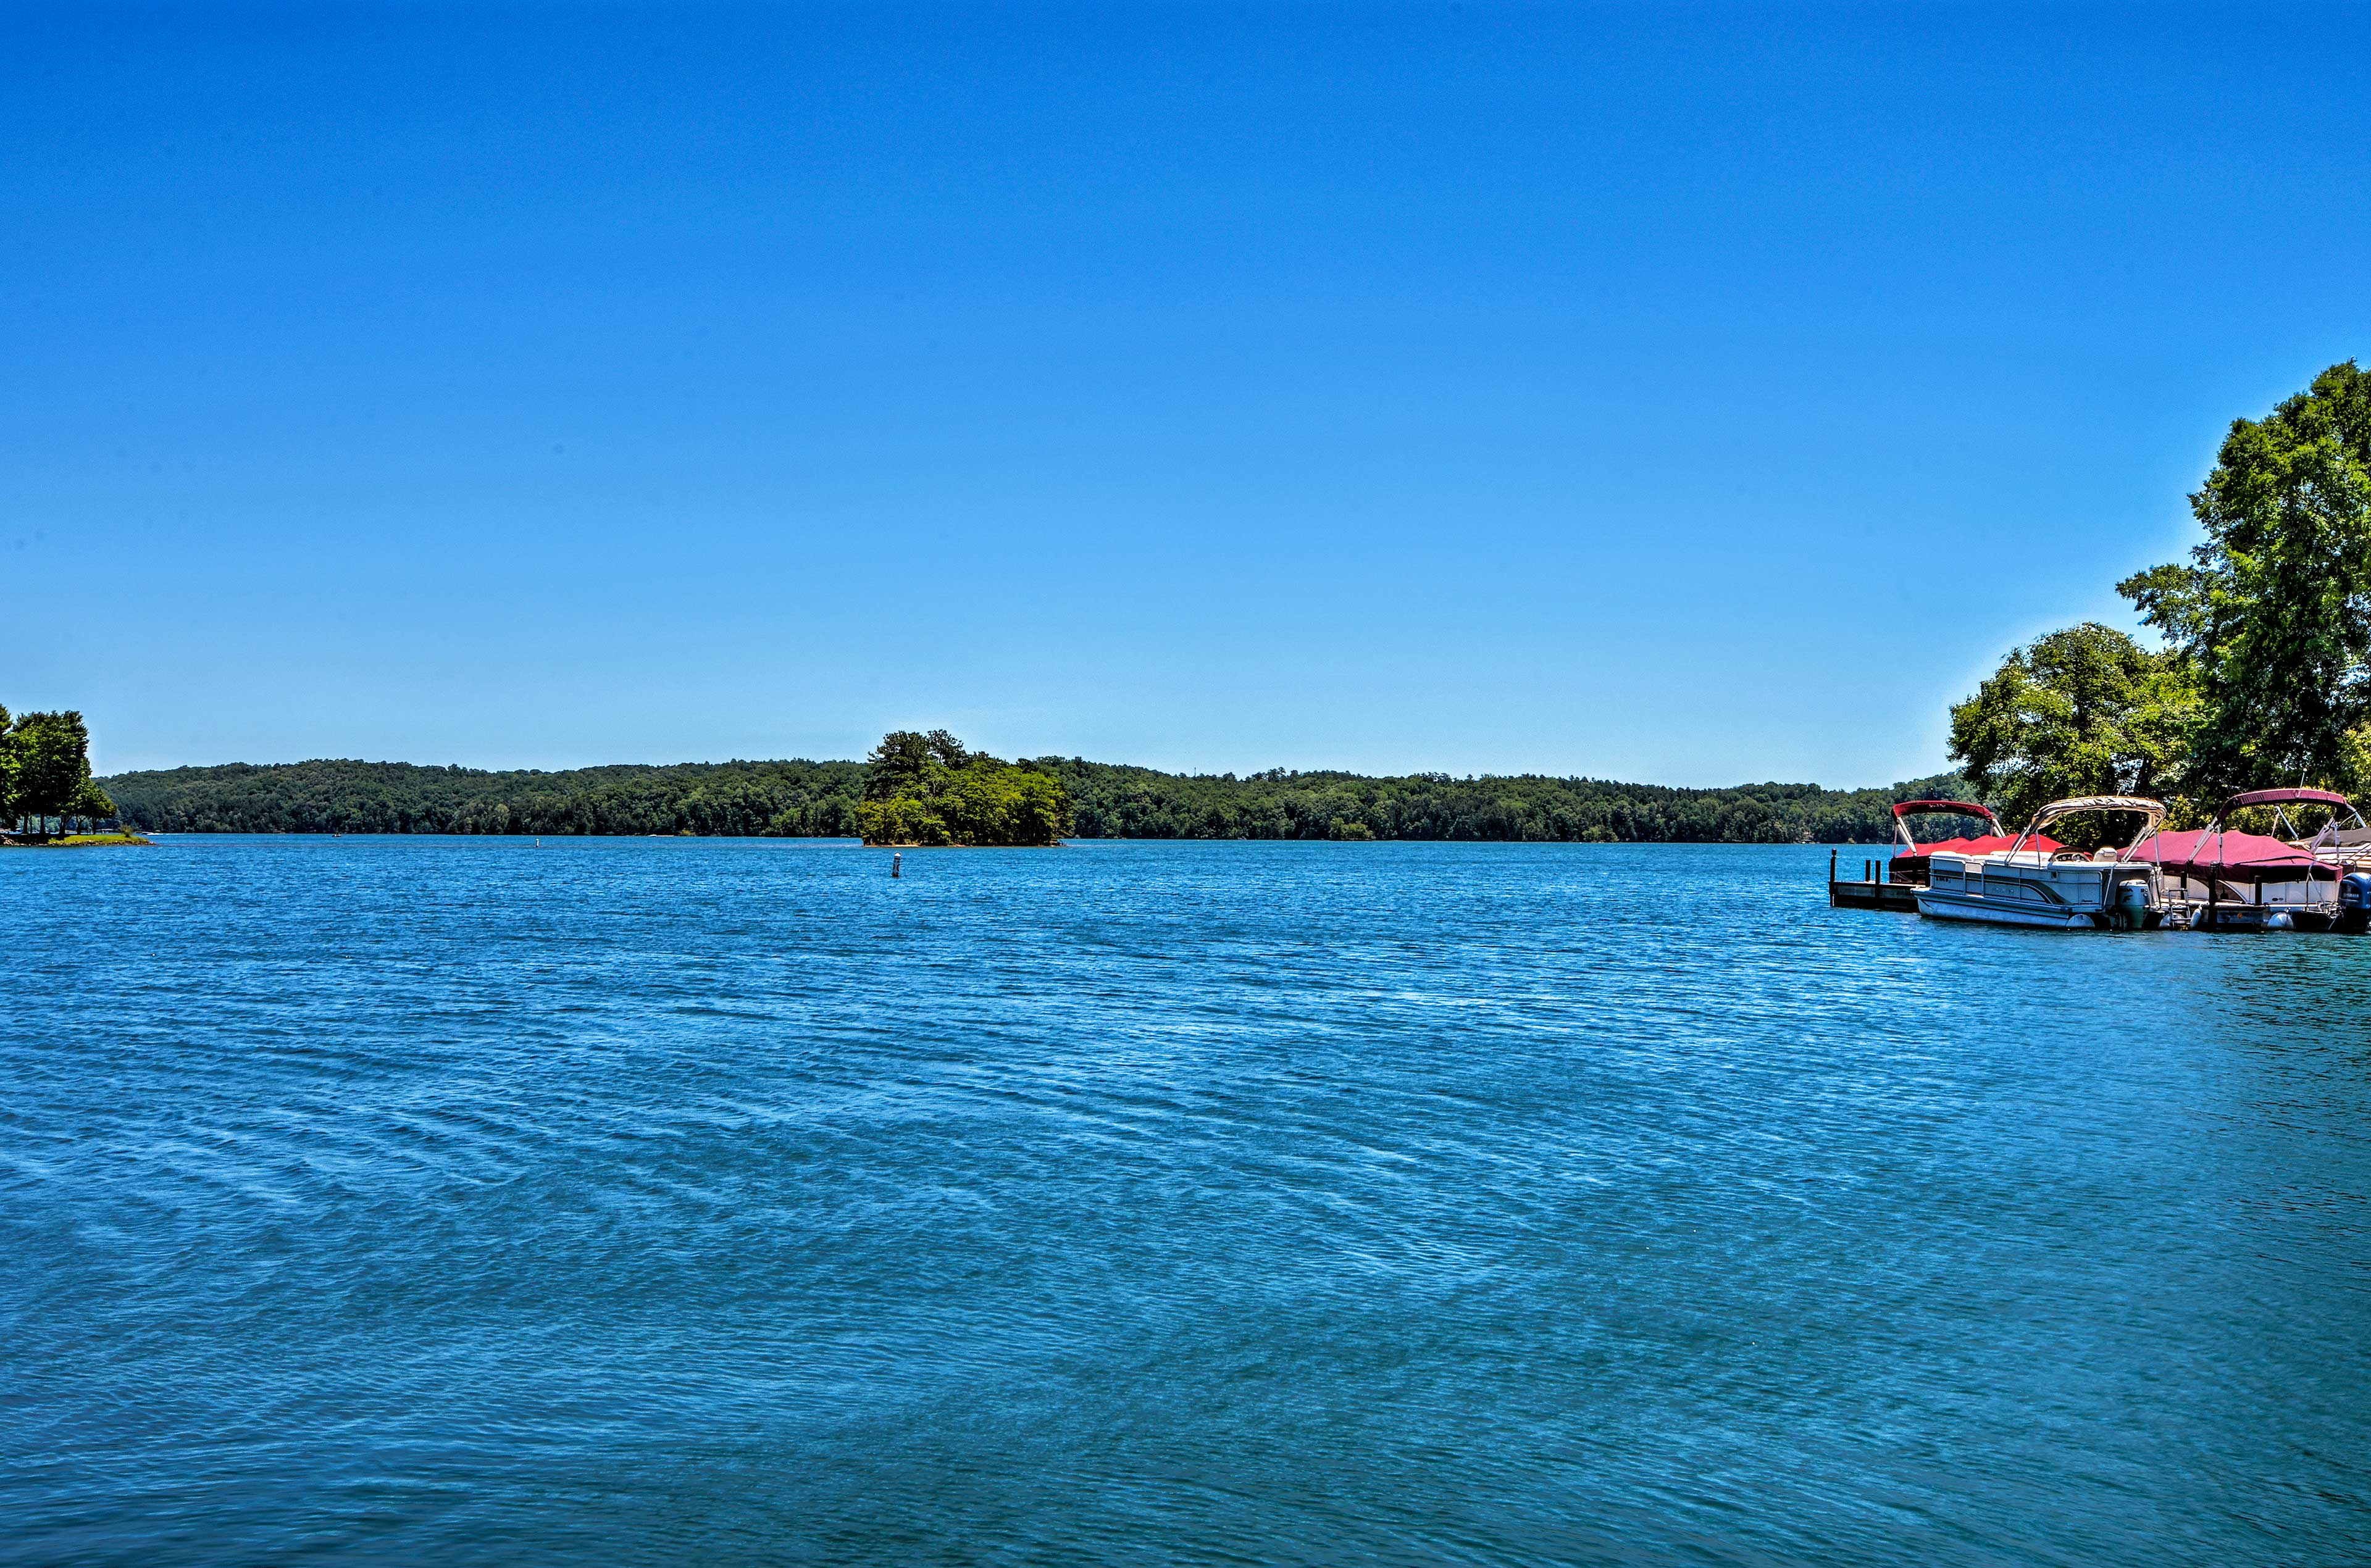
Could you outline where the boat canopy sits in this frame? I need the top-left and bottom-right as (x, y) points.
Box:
(1888, 799), (2038, 859)
(2225, 787), (2352, 810)
(2011, 796), (2166, 857)
(1892, 799), (1998, 823)
(2031, 794), (2165, 823)
(2168, 788), (2368, 870)
(2132, 827), (2332, 883)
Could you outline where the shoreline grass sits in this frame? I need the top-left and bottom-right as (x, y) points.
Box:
(5, 832), (154, 848)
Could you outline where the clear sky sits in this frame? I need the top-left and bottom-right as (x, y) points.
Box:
(7, 4), (2367, 784)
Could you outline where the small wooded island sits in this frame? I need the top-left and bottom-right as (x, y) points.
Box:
(858, 730), (1072, 846)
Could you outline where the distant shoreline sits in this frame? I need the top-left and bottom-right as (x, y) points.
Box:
(1, 832), (152, 849)
(99, 757), (1970, 846)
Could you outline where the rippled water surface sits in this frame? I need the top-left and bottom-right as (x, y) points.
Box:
(6, 836), (2370, 1565)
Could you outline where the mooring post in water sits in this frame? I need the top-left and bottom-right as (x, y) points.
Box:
(892, 851), (902, 879)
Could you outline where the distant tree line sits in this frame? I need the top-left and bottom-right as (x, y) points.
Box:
(2, 706), (115, 838)
(1045, 760), (1965, 844)
(1951, 361), (2371, 837)
(102, 757), (871, 836)
(104, 746), (1965, 844)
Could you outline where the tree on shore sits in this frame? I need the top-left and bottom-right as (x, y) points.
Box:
(1947, 623), (2197, 836)
(2, 707), (114, 836)
(2118, 360), (2371, 794)
(69, 779), (117, 822)
(1950, 361), (2371, 820)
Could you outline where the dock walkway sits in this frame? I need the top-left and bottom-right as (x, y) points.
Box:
(1828, 849), (1920, 912)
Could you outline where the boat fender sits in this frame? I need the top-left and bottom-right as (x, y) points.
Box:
(2265, 909), (2294, 932)
(2114, 879), (2151, 930)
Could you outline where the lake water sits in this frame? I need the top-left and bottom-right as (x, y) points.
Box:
(6, 836), (2369, 1565)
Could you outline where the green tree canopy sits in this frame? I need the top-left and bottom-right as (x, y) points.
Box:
(2120, 359), (2371, 793)
(8, 710), (99, 828)
(863, 729), (973, 801)
(854, 730), (1071, 846)
(1947, 623), (2199, 836)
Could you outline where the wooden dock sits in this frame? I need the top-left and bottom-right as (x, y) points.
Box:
(1828, 849), (1921, 912)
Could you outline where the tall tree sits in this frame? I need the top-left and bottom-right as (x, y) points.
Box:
(2120, 361), (2371, 792)
(9, 711), (99, 834)
(1947, 623), (2199, 833)
(863, 731), (942, 800)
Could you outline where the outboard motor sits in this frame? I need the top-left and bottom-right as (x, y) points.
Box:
(2340, 872), (2371, 935)
(2114, 878), (2152, 931)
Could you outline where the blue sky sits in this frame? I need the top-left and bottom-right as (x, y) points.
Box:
(7, 4), (2367, 784)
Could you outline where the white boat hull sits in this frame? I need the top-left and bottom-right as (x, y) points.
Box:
(1914, 886), (2101, 929)
(1915, 849), (2163, 930)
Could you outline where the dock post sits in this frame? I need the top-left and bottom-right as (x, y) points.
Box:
(892, 851), (902, 880)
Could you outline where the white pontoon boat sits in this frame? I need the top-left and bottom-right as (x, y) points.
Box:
(1914, 796), (2166, 930)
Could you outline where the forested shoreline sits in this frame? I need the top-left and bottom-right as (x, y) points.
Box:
(102, 754), (1965, 844)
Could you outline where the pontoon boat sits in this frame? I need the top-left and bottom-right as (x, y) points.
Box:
(1888, 799), (2060, 885)
(1914, 796), (2165, 930)
(2135, 788), (2371, 932)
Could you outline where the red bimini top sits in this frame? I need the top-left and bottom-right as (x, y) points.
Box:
(1891, 800), (2036, 858)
